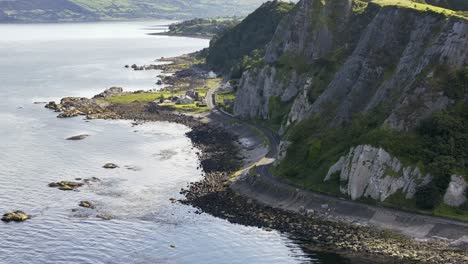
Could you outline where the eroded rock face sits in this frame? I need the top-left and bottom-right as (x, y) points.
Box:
(324, 145), (431, 202)
(443, 175), (467, 207)
(233, 0), (468, 131)
(233, 66), (303, 121)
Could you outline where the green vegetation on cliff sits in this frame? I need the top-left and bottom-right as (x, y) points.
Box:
(276, 67), (468, 216)
(205, 0), (295, 75)
(209, 0), (467, 220)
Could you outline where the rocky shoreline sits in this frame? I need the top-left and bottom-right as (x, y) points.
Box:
(181, 137), (468, 263)
(44, 90), (468, 264)
(42, 55), (468, 263)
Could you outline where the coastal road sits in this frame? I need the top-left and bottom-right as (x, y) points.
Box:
(206, 83), (468, 241)
(206, 85), (280, 159)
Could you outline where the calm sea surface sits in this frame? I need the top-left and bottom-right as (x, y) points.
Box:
(0, 21), (353, 264)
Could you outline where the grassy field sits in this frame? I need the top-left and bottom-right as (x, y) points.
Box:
(105, 91), (181, 104)
(105, 78), (222, 114)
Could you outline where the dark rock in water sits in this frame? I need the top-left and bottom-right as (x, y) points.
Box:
(49, 181), (84, 191)
(83, 177), (101, 183)
(124, 65), (129, 68)
(48, 182), (60, 188)
(124, 165), (142, 171)
(66, 134), (89, 141)
(2, 211), (30, 222)
(79, 201), (95, 209)
(96, 215), (112, 220)
(45, 101), (58, 110)
(131, 64), (137, 69)
(33, 101), (47, 105)
(103, 163), (119, 169)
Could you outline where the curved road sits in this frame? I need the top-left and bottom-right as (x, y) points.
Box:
(206, 84), (468, 240)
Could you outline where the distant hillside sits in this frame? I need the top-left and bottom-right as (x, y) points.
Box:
(0, 0), (269, 22)
(205, 0), (295, 76)
(153, 18), (241, 38)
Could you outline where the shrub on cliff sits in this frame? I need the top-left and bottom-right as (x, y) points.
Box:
(415, 183), (440, 209)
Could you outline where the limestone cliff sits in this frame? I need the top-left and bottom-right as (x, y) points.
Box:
(234, 0), (468, 132)
(324, 145), (432, 202)
(230, 0), (467, 211)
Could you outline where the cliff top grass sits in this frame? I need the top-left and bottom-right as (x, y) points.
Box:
(371, 0), (468, 19)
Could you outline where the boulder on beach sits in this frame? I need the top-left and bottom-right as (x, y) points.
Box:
(103, 163), (119, 169)
(2, 211), (30, 222)
(66, 134), (89, 141)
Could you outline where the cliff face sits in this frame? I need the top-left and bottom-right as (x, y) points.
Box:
(234, 0), (354, 122)
(231, 0), (467, 210)
(234, 0), (468, 131)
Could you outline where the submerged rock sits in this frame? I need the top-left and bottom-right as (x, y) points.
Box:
(66, 134), (89, 141)
(103, 163), (119, 169)
(83, 177), (101, 183)
(96, 215), (113, 220)
(2, 211), (30, 222)
(124, 165), (142, 171)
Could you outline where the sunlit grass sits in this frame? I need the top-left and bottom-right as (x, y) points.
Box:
(104, 91), (183, 104)
(371, 0), (467, 19)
